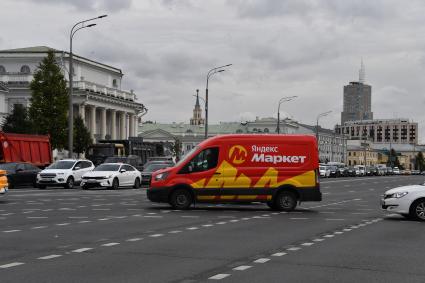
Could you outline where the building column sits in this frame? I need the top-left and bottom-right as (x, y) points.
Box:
(101, 108), (107, 140)
(90, 105), (96, 140)
(120, 112), (126, 139)
(133, 115), (138, 136)
(128, 113), (134, 138)
(79, 104), (85, 125)
(111, 110), (116, 140)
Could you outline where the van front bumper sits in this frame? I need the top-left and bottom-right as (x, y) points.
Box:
(147, 187), (170, 203)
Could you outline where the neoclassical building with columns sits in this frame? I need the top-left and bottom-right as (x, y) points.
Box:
(0, 46), (146, 141)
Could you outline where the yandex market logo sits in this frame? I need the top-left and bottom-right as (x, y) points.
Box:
(228, 145), (248, 165)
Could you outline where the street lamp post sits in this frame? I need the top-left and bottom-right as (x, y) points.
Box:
(277, 96), (297, 134)
(205, 64), (232, 139)
(68, 15), (107, 158)
(316, 111), (332, 162)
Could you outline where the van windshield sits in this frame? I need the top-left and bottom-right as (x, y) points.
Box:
(175, 146), (199, 167)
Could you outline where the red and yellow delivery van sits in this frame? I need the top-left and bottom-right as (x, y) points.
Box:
(147, 134), (321, 211)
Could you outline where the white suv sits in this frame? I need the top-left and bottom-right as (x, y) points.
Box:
(37, 159), (95, 189)
(382, 183), (425, 221)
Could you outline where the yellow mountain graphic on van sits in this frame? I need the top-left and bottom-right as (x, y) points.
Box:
(206, 160), (251, 188)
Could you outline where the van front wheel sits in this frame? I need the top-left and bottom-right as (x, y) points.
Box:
(275, 191), (297, 212)
(169, 189), (193, 210)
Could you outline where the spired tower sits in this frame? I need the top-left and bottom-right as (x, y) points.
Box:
(341, 59), (373, 124)
(190, 89), (205, 125)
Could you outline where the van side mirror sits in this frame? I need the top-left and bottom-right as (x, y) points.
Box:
(120, 169), (126, 173)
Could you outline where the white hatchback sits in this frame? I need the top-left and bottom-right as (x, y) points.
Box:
(382, 183), (425, 221)
(81, 163), (141, 190)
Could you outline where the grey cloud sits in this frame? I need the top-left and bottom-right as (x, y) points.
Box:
(34, 0), (132, 11)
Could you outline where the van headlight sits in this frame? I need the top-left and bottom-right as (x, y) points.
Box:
(392, 192), (408, 198)
(155, 172), (169, 181)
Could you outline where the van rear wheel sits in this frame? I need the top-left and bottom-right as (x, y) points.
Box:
(274, 191), (297, 212)
(169, 189), (193, 210)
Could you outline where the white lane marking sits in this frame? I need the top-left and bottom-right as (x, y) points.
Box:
(169, 230), (182, 234)
(31, 226), (48, 229)
(38, 254), (62, 260)
(272, 252), (287, 257)
(56, 223), (70, 226)
(126, 238), (143, 242)
(27, 216), (48, 219)
(254, 258), (270, 263)
(216, 222), (227, 225)
(202, 224), (214, 227)
(233, 265), (252, 271)
(209, 274), (231, 280)
(229, 220), (239, 223)
(98, 218), (110, 221)
(241, 217), (250, 220)
(307, 198), (361, 209)
(102, 242), (120, 247)
(3, 230), (21, 233)
(301, 242), (314, 246)
(343, 229), (352, 232)
(334, 231), (344, 234)
(313, 238), (324, 242)
(323, 235), (335, 238)
(149, 234), (164, 237)
(287, 247), (301, 251)
(0, 262), (25, 269)
(72, 248), (93, 253)
(78, 220), (92, 223)
(187, 227), (199, 230)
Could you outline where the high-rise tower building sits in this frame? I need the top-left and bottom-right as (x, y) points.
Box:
(190, 89), (205, 125)
(341, 60), (373, 124)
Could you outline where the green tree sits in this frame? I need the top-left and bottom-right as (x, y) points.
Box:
(28, 50), (68, 150)
(172, 138), (182, 162)
(416, 151), (425, 171)
(73, 115), (92, 157)
(2, 104), (34, 134)
(387, 149), (400, 168)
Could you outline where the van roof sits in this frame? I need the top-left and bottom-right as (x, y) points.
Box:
(199, 134), (317, 147)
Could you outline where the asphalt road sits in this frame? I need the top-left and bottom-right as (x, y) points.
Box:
(0, 175), (424, 283)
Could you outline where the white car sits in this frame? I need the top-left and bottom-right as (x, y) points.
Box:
(81, 163), (141, 190)
(381, 183), (425, 221)
(37, 159), (95, 189)
(393, 167), (400, 175)
(319, 165), (330, 178)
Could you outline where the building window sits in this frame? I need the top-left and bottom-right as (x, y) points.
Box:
(112, 79), (118, 87)
(0, 65), (5, 74)
(186, 129), (193, 133)
(20, 65), (30, 74)
(264, 128), (269, 133)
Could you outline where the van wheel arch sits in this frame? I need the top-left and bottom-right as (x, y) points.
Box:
(273, 185), (300, 200)
(168, 184), (195, 203)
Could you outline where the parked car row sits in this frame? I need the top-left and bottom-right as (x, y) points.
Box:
(0, 156), (175, 190)
(319, 163), (425, 178)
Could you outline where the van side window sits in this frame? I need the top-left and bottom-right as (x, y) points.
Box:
(181, 147), (219, 173)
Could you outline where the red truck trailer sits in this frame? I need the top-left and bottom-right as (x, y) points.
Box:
(0, 132), (52, 167)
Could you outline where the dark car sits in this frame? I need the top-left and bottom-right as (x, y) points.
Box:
(368, 166), (378, 176)
(338, 167), (349, 177)
(347, 166), (356, 177)
(0, 162), (41, 189)
(141, 162), (173, 186)
(328, 165), (338, 177)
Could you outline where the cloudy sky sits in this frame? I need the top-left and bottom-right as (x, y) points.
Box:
(1, 0), (425, 142)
